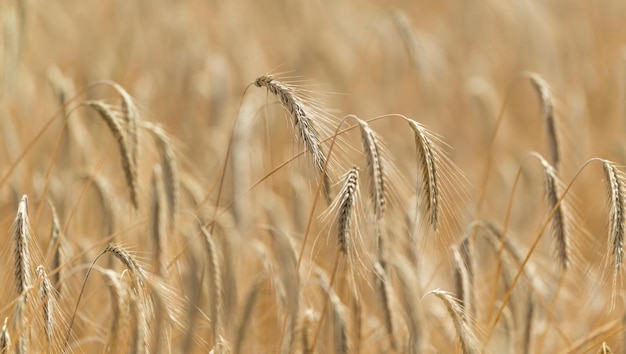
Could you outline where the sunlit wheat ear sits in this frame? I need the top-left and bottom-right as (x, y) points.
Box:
(333, 167), (360, 255)
(374, 261), (396, 351)
(452, 247), (472, 320)
(254, 74), (332, 203)
(103, 271), (128, 354)
(13, 195), (32, 302)
(537, 154), (570, 270)
(527, 73), (560, 170)
(427, 290), (480, 354)
(117, 85), (139, 168)
(602, 160), (626, 303)
(36, 265), (54, 342)
(141, 122), (179, 229)
(150, 165), (166, 277)
(355, 119), (386, 222)
(47, 200), (63, 293)
(198, 225), (222, 347)
(0, 318), (9, 352)
(406, 119), (440, 231)
(104, 244), (146, 292)
(84, 100), (138, 209)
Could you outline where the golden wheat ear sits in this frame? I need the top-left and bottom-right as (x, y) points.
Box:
(602, 160), (626, 305)
(333, 167), (360, 256)
(427, 290), (481, 354)
(84, 101), (139, 209)
(12, 195), (32, 302)
(36, 265), (54, 343)
(535, 154), (571, 271)
(254, 74), (333, 204)
(141, 122), (179, 229)
(526, 73), (560, 171)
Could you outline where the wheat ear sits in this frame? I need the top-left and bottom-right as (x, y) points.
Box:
(335, 167), (359, 255)
(36, 265), (54, 342)
(453, 247), (473, 320)
(528, 73), (560, 170)
(47, 201), (63, 294)
(151, 165), (167, 277)
(141, 122), (179, 229)
(537, 155), (570, 270)
(597, 342), (613, 354)
(602, 160), (626, 303)
(199, 225), (222, 348)
(105, 244), (146, 293)
(407, 119), (440, 230)
(254, 74), (332, 203)
(428, 290), (480, 354)
(355, 119), (386, 221)
(13, 195), (32, 302)
(85, 101), (139, 208)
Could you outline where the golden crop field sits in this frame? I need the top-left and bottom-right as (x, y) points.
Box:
(0, 0), (625, 353)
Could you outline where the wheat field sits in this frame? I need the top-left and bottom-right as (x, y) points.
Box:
(0, 0), (625, 353)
